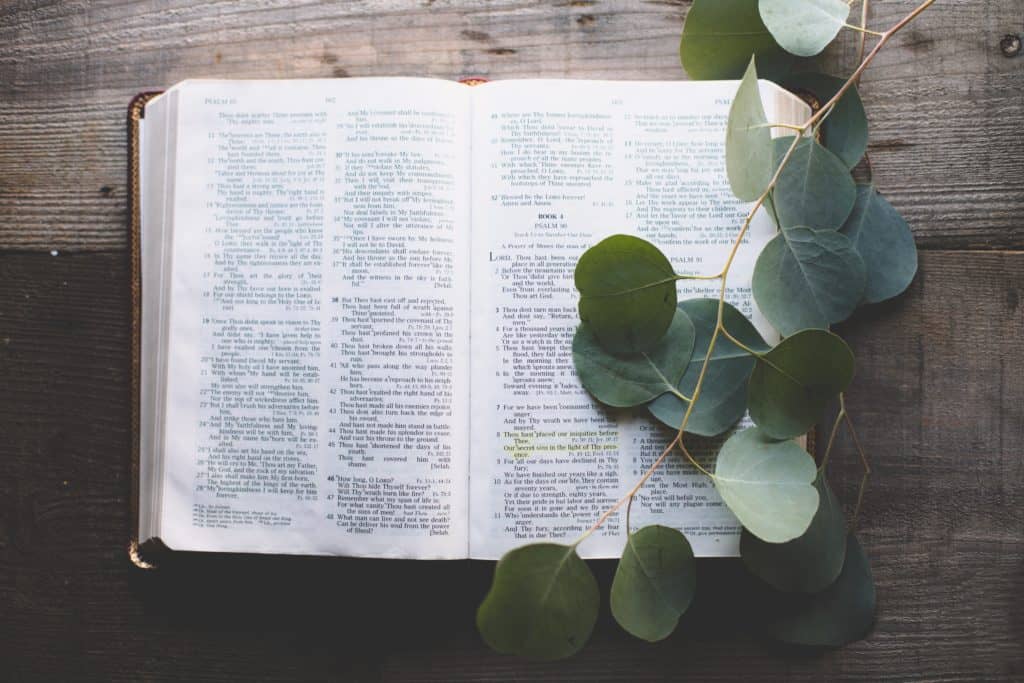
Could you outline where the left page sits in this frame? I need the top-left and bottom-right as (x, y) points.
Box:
(156, 78), (472, 558)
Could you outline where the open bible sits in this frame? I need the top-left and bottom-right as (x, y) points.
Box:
(131, 77), (809, 564)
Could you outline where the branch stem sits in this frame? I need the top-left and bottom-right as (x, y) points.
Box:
(718, 324), (764, 358)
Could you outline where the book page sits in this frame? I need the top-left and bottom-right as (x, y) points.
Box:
(468, 79), (806, 560)
(157, 78), (472, 558)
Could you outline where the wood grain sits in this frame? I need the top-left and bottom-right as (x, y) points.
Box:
(1, 250), (1022, 681)
(0, 0), (1022, 250)
(1, 0), (1023, 680)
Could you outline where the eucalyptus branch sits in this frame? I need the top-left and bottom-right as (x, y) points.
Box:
(479, 1), (929, 663)
(579, 0), (934, 540)
(856, 0), (870, 70)
(480, 0), (929, 659)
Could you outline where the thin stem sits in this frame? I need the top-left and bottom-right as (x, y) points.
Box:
(678, 272), (725, 281)
(721, 319), (797, 380)
(818, 404), (846, 474)
(856, 0), (870, 70)
(841, 395), (872, 529)
(625, 489), (635, 536)
(670, 388), (693, 403)
(718, 324), (764, 358)
(679, 441), (712, 478)
(767, 191), (783, 229)
(812, 108), (832, 134)
(751, 122), (806, 133)
(844, 22), (885, 37)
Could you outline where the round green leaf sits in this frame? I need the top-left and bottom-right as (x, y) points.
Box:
(783, 72), (868, 169)
(741, 473), (846, 592)
(758, 0), (850, 57)
(771, 137), (857, 230)
(610, 525), (696, 642)
(573, 309), (696, 408)
(648, 299), (770, 437)
(477, 543), (599, 660)
(841, 185), (918, 304)
(576, 235), (678, 355)
(712, 427), (819, 543)
(766, 534), (876, 646)
(727, 58), (775, 202)
(680, 0), (794, 81)
(748, 329), (854, 440)
(752, 226), (866, 337)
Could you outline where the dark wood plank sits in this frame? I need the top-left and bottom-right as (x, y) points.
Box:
(0, 0), (1022, 251)
(1, 250), (1021, 680)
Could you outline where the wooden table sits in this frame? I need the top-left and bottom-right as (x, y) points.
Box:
(2, 1), (1022, 680)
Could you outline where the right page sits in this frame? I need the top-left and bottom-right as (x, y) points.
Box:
(468, 79), (808, 560)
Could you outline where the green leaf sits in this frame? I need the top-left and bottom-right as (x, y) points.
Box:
(783, 72), (868, 169)
(610, 525), (697, 642)
(758, 0), (850, 57)
(748, 329), (854, 440)
(648, 299), (770, 437)
(752, 226), (866, 336)
(712, 427), (819, 543)
(573, 309), (696, 408)
(766, 534), (876, 646)
(741, 474), (847, 592)
(576, 235), (678, 355)
(841, 185), (918, 304)
(770, 137), (857, 230)
(477, 543), (599, 660)
(680, 0), (793, 81)
(727, 58), (774, 202)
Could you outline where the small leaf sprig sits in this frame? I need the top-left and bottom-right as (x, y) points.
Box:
(479, 0), (930, 659)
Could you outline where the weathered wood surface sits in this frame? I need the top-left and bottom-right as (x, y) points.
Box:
(1, 1), (1022, 681)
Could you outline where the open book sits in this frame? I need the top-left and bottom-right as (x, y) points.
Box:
(133, 77), (809, 563)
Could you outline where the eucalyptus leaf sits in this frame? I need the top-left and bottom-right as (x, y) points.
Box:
(727, 58), (774, 202)
(576, 235), (678, 355)
(713, 427), (819, 543)
(610, 525), (696, 642)
(759, 0), (850, 57)
(648, 299), (770, 437)
(752, 226), (866, 336)
(680, 0), (793, 81)
(573, 309), (696, 408)
(771, 137), (857, 230)
(741, 474), (846, 593)
(477, 543), (599, 660)
(841, 185), (918, 304)
(766, 534), (876, 646)
(783, 72), (868, 169)
(748, 329), (854, 440)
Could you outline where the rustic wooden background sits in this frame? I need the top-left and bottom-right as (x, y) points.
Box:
(2, 0), (1022, 680)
